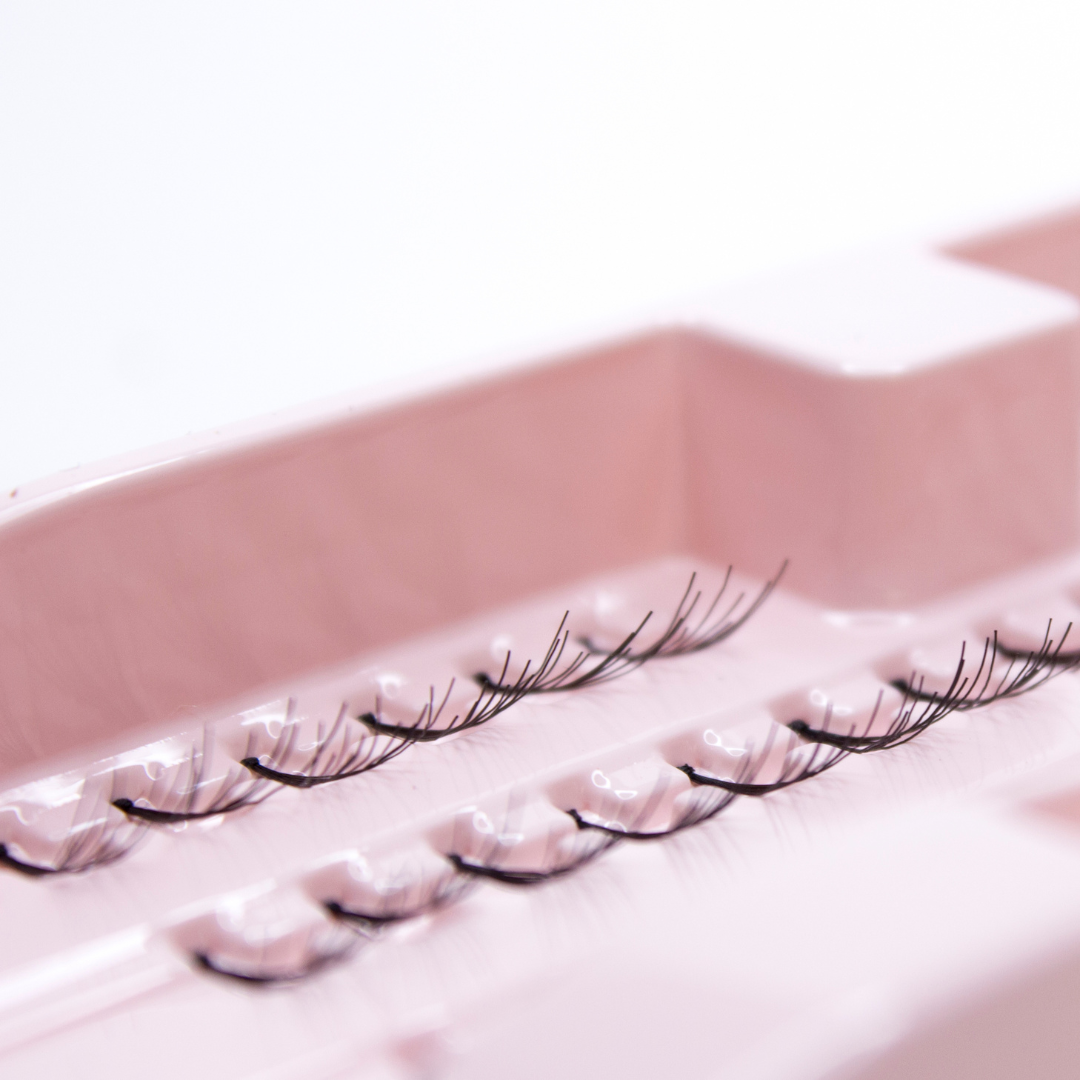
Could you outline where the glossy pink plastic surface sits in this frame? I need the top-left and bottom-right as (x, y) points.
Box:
(4, 205), (1080, 1080)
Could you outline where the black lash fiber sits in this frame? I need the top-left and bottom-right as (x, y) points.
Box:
(192, 928), (360, 986)
(0, 791), (147, 877)
(475, 563), (787, 697)
(192, 951), (334, 986)
(324, 871), (476, 931)
(996, 619), (1079, 667)
(678, 720), (849, 795)
(241, 703), (411, 789)
(789, 626), (1079, 755)
(566, 785), (738, 841)
(583, 562), (789, 663)
(892, 626), (1077, 708)
(113, 727), (288, 824)
(447, 829), (619, 886)
(359, 629), (573, 744)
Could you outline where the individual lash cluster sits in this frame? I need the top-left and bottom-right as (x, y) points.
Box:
(474, 565), (786, 695)
(0, 788), (144, 877)
(789, 627), (1078, 754)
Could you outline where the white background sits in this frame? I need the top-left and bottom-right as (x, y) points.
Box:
(2, 1), (1080, 493)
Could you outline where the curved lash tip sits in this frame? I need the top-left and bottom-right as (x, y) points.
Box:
(475, 562), (786, 697)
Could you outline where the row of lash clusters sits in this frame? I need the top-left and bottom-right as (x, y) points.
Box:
(196, 624), (1078, 985)
(0, 566), (785, 878)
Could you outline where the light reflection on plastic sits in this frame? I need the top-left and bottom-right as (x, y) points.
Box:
(809, 688), (853, 716)
(376, 673), (406, 696)
(490, 634), (514, 660)
(591, 770), (638, 800)
(703, 730), (748, 756)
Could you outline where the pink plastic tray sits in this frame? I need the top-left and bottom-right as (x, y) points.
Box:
(4, 203), (1080, 1080)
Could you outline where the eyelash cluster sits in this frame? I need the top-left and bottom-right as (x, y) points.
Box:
(474, 565), (786, 695)
(113, 729), (281, 823)
(192, 933), (358, 986)
(0, 568), (782, 876)
(325, 870), (474, 929)
(241, 703), (412, 788)
(0, 788), (145, 877)
(789, 626), (1078, 754)
(194, 623), (1077, 985)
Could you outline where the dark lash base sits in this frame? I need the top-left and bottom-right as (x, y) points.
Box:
(241, 753), (405, 789)
(323, 900), (419, 928)
(111, 780), (278, 823)
(448, 854), (577, 886)
(357, 713), (456, 743)
(323, 874), (475, 927)
(677, 718), (849, 794)
(240, 759), (327, 788)
(566, 790), (738, 841)
(192, 945), (355, 985)
(446, 840), (618, 886)
(112, 796), (261, 824)
(677, 757), (846, 795)
(240, 708), (411, 789)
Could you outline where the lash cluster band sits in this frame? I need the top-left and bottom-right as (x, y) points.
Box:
(0, 568), (780, 880)
(104, 568), (783, 830)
